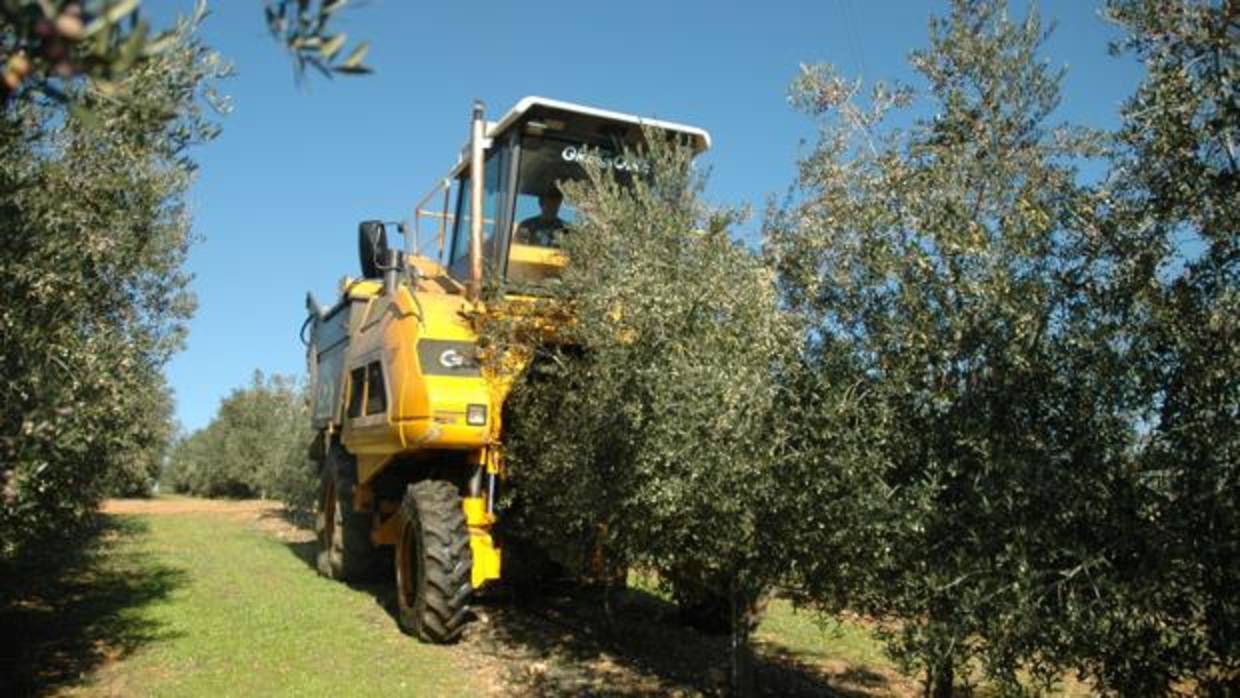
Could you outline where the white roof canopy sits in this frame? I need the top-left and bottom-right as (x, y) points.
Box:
(489, 96), (711, 151)
(448, 96), (711, 178)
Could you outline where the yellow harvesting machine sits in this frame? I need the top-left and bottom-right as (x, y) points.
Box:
(303, 97), (709, 643)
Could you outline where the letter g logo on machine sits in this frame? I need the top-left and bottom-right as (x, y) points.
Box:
(439, 349), (467, 369)
(417, 339), (481, 376)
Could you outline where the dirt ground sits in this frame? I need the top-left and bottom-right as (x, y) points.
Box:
(104, 497), (317, 547)
(103, 497), (280, 517)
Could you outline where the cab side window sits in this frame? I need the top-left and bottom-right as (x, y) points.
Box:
(346, 366), (366, 419)
(364, 362), (386, 416)
(449, 148), (508, 278)
(346, 362), (387, 419)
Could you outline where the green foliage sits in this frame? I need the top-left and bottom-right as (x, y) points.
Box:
(163, 372), (316, 511)
(481, 138), (804, 681)
(2, 0), (368, 108)
(0, 12), (222, 560)
(0, 0), (170, 105)
(263, 0), (371, 78)
(105, 377), (175, 497)
(766, 1), (1134, 694)
(1049, 1), (1240, 693)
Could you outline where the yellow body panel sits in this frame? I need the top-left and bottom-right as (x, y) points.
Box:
(324, 251), (572, 590)
(507, 243), (568, 284)
(328, 259), (521, 589)
(463, 496), (500, 587)
(341, 280), (496, 483)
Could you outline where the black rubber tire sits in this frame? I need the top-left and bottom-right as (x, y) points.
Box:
(315, 446), (381, 581)
(395, 480), (473, 643)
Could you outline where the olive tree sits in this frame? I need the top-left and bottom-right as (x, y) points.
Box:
(764, 1), (1134, 694)
(481, 137), (814, 692)
(163, 372), (315, 509)
(2, 0), (368, 106)
(1050, 2), (1240, 694)
(0, 10), (225, 560)
(0, 0), (361, 561)
(104, 373), (176, 497)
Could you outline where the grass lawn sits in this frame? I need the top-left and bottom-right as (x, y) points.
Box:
(1, 501), (481, 697)
(758, 602), (891, 669)
(0, 498), (1090, 697)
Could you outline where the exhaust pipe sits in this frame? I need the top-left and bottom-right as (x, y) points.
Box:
(382, 247), (400, 296)
(467, 100), (485, 302)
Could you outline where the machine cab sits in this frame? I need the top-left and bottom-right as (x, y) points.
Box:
(409, 97), (710, 294)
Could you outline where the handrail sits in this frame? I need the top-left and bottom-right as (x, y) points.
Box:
(411, 177), (453, 261)
(409, 179), (498, 262)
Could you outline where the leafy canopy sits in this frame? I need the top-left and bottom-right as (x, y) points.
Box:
(163, 372), (315, 510)
(765, 0), (1129, 693)
(482, 137), (802, 627)
(0, 9), (224, 559)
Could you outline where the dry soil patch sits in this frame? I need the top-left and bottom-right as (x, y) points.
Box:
(102, 497), (278, 516)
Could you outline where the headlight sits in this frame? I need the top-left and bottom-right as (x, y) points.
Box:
(466, 404), (487, 426)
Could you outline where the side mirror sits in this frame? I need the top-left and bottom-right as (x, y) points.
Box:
(358, 220), (388, 279)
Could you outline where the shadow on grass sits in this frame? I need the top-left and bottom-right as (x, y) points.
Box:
(269, 508), (400, 615)
(0, 514), (187, 697)
(753, 641), (898, 696)
(466, 584), (903, 698)
(272, 505), (315, 532)
(271, 511), (904, 698)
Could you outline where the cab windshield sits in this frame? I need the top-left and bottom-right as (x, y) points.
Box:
(505, 134), (645, 285)
(511, 135), (585, 248)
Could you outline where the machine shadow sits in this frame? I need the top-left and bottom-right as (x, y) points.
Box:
(271, 510), (893, 697)
(271, 508), (400, 612)
(0, 514), (187, 697)
(467, 585), (883, 698)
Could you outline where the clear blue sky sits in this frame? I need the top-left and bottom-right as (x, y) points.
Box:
(162, 0), (1142, 432)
